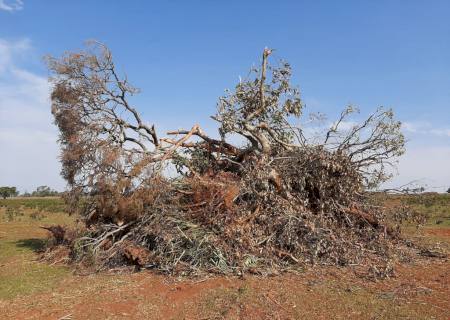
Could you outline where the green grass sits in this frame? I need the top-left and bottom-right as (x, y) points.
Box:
(378, 193), (450, 227)
(0, 197), (66, 213)
(0, 197), (74, 299)
(0, 238), (69, 299)
(405, 193), (450, 227)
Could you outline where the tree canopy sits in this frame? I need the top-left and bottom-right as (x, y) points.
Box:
(31, 186), (59, 197)
(0, 186), (18, 199)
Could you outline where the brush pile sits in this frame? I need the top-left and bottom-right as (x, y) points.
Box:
(46, 42), (414, 275)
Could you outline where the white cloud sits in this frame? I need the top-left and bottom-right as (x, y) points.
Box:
(0, 38), (64, 193)
(0, 38), (30, 72)
(307, 117), (450, 191)
(402, 121), (427, 133)
(384, 146), (450, 192)
(402, 121), (450, 138)
(430, 128), (450, 137)
(0, 0), (23, 11)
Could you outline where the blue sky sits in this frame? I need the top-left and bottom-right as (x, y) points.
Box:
(0, 0), (449, 192)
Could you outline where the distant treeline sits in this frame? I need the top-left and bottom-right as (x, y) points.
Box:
(0, 185), (61, 198)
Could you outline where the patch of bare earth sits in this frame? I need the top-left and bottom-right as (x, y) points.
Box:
(1, 258), (449, 320)
(425, 227), (450, 239)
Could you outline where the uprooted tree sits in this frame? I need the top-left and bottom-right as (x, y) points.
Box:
(47, 42), (414, 274)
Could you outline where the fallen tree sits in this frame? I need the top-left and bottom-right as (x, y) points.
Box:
(46, 42), (420, 275)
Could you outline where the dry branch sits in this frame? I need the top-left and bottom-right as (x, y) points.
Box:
(46, 42), (419, 275)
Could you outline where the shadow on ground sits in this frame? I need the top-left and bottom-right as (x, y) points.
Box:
(14, 238), (46, 252)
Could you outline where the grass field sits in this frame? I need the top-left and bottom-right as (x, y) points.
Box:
(0, 198), (72, 300)
(0, 196), (449, 319)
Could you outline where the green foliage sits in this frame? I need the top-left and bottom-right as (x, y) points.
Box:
(216, 54), (302, 149)
(0, 197), (66, 213)
(173, 149), (215, 175)
(0, 186), (18, 199)
(28, 185), (60, 197)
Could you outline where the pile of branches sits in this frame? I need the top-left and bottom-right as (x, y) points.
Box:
(46, 42), (414, 274)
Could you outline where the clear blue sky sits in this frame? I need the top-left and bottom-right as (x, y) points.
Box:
(0, 0), (449, 191)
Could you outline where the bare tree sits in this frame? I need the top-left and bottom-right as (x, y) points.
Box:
(322, 105), (405, 188)
(47, 42), (201, 220)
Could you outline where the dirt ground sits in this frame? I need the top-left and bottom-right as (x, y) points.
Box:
(0, 198), (449, 319)
(1, 259), (449, 319)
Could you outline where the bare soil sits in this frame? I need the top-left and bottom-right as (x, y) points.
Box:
(1, 198), (449, 319)
(1, 258), (449, 319)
